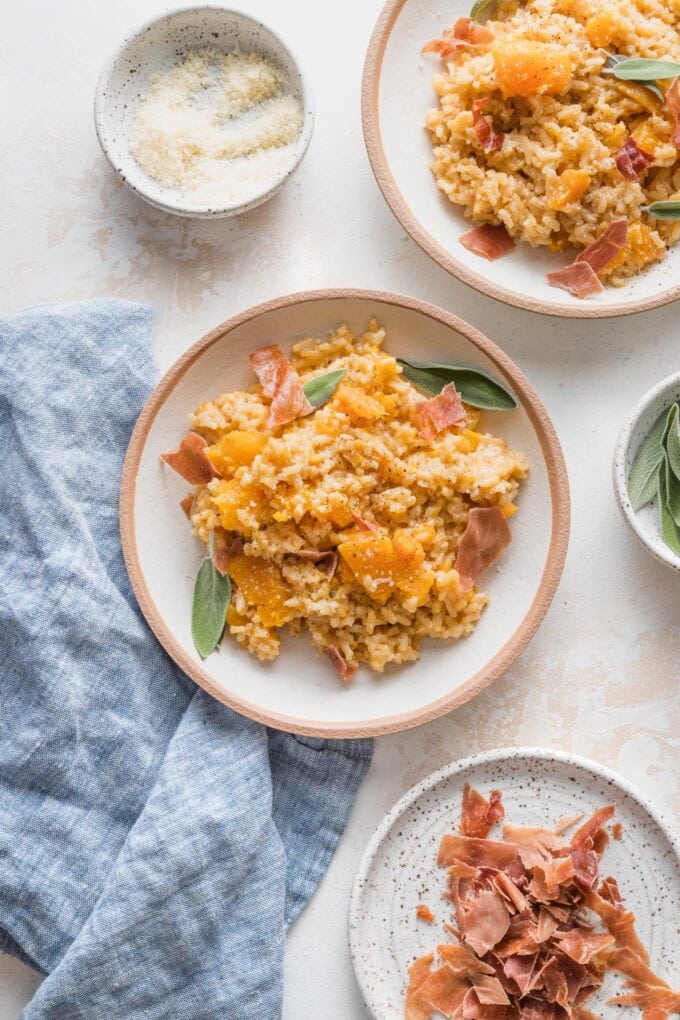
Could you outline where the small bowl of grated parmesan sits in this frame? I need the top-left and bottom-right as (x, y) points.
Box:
(94, 7), (314, 217)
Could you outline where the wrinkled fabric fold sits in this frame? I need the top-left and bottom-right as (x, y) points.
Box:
(0, 301), (372, 1019)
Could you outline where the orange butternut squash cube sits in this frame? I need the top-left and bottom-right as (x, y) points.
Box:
(548, 169), (591, 211)
(585, 11), (616, 48)
(227, 554), (293, 628)
(207, 430), (267, 475)
(493, 42), (572, 97)
(332, 383), (386, 423)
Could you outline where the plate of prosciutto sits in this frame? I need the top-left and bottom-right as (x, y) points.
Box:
(120, 290), (568, 737)
(349, 747), (680, 1019)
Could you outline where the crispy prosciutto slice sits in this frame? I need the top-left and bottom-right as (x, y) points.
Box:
(249, 343), (314, 428)
(616, 138), (654, 180)
(417, 382), (466, 441)
(460, 224), (516, 261)
(546, 260), (604, 298)
(460, 888), (511, 956)
(180, 493), (194, 518)
(296, 548), (338, 578)
(667, 78), (680, 148)
(422, 18), (494, 60)
(503, 954), (540, 996)
(455, 506), (512, 592)
(438, 943), (495, 977)
(324, 644), (357, 683)
(584, 888), (650, 963)
(438, 834), (520, 870)
(576, 220), (628, 275)
(571, 803), (616, 847)
(554, 929), (614, 965)
(472, 98), (504, 152)
(461, 784), (505, 838)
(161, 431), (221, 485)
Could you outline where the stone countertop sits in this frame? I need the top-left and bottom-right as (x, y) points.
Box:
(2, 0), (679, 1015)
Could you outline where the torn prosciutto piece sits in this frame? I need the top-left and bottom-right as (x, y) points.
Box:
(546, 260), (604, 298)
(554, 928), (615, 965)
(576, 220), (628, 275)
(422, 18), (494, 60)
(438, 834), (520, 870)
(461, 784), (505, 839)
(161, 431), (221, 485)
(324, 644), (357, 683)
(455, 506), (512, 591)
(417, 382), (466, 440)
(460, 224), (516, 260)
(571, 803), (616, 847)
(249, 343), (314, 428)
(296, 548), (338, 579)
(667, 78), (680, 148)
(460, 888), (511, 956)
(472, 98), (504, 152)
(616, 138), (654, 180)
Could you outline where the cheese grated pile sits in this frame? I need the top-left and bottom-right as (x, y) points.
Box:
(128, 48), (304, 207)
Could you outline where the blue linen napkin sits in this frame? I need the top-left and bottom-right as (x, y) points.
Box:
(0, 300), (372, 1019)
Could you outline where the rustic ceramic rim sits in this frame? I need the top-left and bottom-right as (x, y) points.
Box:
(119, 288), (570, 737)
(361, 0), (680, 319)
(612, 371), (680, 572)
(94, 5), (315, 219)
(348, 745), (680, 1013)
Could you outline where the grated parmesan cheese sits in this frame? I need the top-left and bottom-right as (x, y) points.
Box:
(128, 48), (304, 207)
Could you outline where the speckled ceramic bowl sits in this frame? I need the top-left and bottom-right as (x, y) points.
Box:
(613, 372), (680, 572)
(94, 6), (314, 218)
(349, 747), (680, 1019)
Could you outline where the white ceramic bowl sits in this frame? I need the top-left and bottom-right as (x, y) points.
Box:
(94, 6), (314, 218)
(120, 289), (569, 737)
(613, 372), (680, 571)
(362, 0), (680, 318)
(349, 747), (680, 1018)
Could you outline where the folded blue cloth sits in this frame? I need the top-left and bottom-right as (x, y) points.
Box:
(0, 301), (372, 1018)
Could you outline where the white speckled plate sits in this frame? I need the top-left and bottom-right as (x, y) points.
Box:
(349, 747), (680, 1018)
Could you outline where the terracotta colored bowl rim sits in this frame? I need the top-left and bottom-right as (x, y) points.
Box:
(119, 288), (570, 737)
(361, 0), (680, 319)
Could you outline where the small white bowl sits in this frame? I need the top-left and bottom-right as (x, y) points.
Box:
(94, 6), (314, 218)
(613, 372), (680, 571)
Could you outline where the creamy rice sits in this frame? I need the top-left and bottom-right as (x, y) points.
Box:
(425, 0), (680, 283)
(186, 323), (527, 674)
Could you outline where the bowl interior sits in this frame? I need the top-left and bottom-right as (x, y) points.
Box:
(615, 373), (680, 571)
(367, 0), (680, 316)
(349, 748), (680, 1019)
(125, 293), (566, 735)
(95, 7), (312, 217)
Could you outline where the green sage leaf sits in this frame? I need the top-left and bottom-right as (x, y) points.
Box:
(665, 404), (680, 479)
(191, 533), (231, 658)
(627, 407), (667, 511)
(607, 57), (680, 81)
(642, 201), (680, 221)
(470, 0), (496, 22)
(604, 54), (665, 99)
(663, 457), (680, 528)
(658, 462), (680, 555)
(397, 359), (517, 410)
(302, 368), (347, 408)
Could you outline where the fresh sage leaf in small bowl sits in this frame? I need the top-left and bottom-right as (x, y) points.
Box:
(627, 401), (680, 556)
(642, 201), (680, 221)
(192, 531), (232, 659)
(302, 368), (347, 408)
(626, 407), (668, 511)
(397, 358), (517, 410)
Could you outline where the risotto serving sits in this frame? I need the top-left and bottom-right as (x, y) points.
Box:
(423, 0), (680, 297)
(161, 323), (527, 681)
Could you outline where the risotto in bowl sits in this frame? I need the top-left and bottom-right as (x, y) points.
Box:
(363, 0), (680, 315)
(120, 291), (568, 736)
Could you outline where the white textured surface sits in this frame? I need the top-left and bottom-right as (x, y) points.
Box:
(2, 0), (680, 1016)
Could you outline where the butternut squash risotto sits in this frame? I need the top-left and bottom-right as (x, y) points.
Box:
(163, 323), (527, 680)
(424, 0), (680, 295)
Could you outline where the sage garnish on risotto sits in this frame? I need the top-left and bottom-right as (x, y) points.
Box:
(423, 0), (680, 295)
(162, 322), (527, 681)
